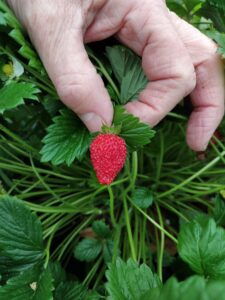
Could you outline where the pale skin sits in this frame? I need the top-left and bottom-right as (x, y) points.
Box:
(7, 0), (225, 151)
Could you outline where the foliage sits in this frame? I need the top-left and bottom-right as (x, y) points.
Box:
(0, 82), (39, 113)
(40, 109), (91, 166)
(178, 216), (225, 279)
(105, 46), (148, 104)
(106, 258), (161, 300)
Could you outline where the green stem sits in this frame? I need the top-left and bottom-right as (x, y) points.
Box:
(26, 201), (100, 214)
(156, 131), (164, 183)
(158, 151), (225, 199)
(167, 112), (187, 121)
(141, 216), (147, 263)
(134, 210), (139, 256)
(123, 194), (137, 261)
(108, 185), (117, 227)
(157, 199), (189, 222)
(130, 151), (138, 189)
(30, 157), (61, 202)
(130, 199), (178, 244)
(88, 53), (120, 99)
(57, 216), (93, 261)
(156, 203), (165, 282)
(44, 231), (54, 268)
(83, 255), (103, 286)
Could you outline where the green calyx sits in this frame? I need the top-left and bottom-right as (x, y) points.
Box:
(101, 124), (122, 135)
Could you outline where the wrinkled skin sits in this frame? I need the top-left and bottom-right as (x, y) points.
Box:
(8, 0), (225, 151)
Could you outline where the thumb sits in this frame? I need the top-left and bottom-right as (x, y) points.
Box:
(53, 34), (113, 132)
(30, 26), (113, 132)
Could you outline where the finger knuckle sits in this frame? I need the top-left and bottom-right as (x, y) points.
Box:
(177, 65), (197, 95)
(56, 73), (89, 111)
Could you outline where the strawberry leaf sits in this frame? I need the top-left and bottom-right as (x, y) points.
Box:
(103, 239), (115, 263)
(40, 108), (91, 166)
(74, 238), (102, 262)
(0, 265), (53, 300)
(106, 46), (148, 104)
(49, 262), (67, 287)
(105, 258), (161, 300)
(54, 281), (99, 300)
(92, 220), (111, 239)
(113, 106), (155, 151)
(213, 195), (225, 227)
(183, 0), (204, 12)
(0, 1), (22, 29)
(0, 11), (6, 26)
(178, 216), (225, 279)
(8, 28), (43, 70)
(149, 276), (225, 300)
(0, 82), (39, 113)
(206, 30), (225, 58)
(132, 187), (154, 209)
(0, 196), (44, 273)
(201, 0), (225, 32)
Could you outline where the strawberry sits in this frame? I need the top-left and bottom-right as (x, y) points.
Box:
(90, 134), (127, 185)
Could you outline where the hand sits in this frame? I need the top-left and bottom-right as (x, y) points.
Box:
(7, 0), (224, 151)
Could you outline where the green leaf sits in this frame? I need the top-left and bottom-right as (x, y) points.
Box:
(213, 194), (225, 226)
(106, 46), (148, 104)
(49, 261), (66, 287)
(167, 1), (188, 18)
(8, 28), (25, 45)
(178, 216), (225, 279)
(113, 106), (155, 151)
(105, 258), (161, 300)
(103, 239), (115, 263)
(206, 30), (225, 58)
(208, 0), (225, 13)
(92, 220), (111, 239)
(0, 253), (33, 279)
(0, 12), (6, 26)
(150, 276), (225, 300)
(0, 195), (44, 270)
(43, 96), (63, 116)
(0, 1), (22, 29)
(40, 108), (91, 166)
(8, 28), (43, 70)
(205, 280), (225, 300)
(0, 265), (53, 300)
(74, 238), (102, 262)
(0, 82), (39, 113)
(54, 281), (87, 300)
(54, 280), (100, 300)
(201, 1), (225, 32)
(183, 0), (204, 12)
(132, 187), (154, 209)
(150, 277), (179, 300)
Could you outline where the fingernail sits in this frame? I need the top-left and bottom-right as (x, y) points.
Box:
(79, 112), (104, 132)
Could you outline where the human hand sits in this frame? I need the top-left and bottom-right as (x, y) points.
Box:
(7, 0), (224, 151)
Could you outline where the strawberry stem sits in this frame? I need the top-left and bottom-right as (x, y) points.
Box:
(155, 203), (165, 282)
(123, 194), (137, 262)
(108, 185), (117, 228)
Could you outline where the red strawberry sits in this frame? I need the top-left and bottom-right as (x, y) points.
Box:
(90, 134), (127, 185)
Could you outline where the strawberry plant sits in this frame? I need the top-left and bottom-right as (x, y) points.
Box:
(1, 0), (225, 299)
